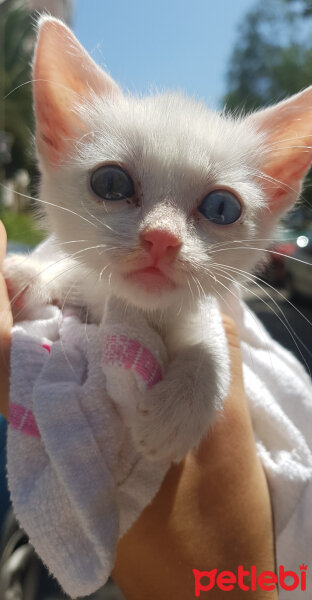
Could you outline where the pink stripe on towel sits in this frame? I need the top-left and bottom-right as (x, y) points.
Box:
(9, 403), (41, 438)
(102, 334), (163, 389)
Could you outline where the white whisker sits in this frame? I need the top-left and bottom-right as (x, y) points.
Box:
(213, 265), (311, 376)
(209, 245), (312, 268)
(213, 262), (312, 333)
(0, 183), (101, 231)
(7, 244), (110, 311)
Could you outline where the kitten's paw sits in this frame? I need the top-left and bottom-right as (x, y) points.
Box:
(3, 254), (50, 320)
(133, 410), (201, 463)
(132, 347), (226, 463)
(132, 340), (230, 463)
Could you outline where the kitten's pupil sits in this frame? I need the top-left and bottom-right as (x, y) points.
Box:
(217, 200), (225, 216)
(90, 165), (135, 201)
(199, 190), (241, 225)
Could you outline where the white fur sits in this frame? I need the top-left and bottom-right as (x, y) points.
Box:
(4, 17), (305, 461)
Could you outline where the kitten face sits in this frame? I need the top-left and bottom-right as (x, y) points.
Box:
(34, 18), (312, 312)
(40, 93), (270, 310)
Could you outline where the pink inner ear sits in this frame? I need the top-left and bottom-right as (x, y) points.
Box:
(266, 154), (311, 196)
(34, 17), (120, 166)
(34, 70), (85, 164)
(261, 131), (312, 211)
(35, 84), (73, 159)
(250, 86), (312, 213)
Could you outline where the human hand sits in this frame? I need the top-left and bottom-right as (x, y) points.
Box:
(0, 221), (12, 419)
(112, 315), (278, 600)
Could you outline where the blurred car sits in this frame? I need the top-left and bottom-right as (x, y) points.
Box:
(284, 232), (312, 301)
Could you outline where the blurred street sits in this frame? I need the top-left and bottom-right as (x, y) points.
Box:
(244, 284), (312, 376)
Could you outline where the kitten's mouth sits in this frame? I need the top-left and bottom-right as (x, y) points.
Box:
(124, 266), (176, 292)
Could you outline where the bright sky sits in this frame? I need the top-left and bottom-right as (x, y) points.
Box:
(74, 0), (255, 110)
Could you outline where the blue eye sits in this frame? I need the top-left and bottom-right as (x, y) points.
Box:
(198, 190), (242, 225)
(90, 165), (135, 201)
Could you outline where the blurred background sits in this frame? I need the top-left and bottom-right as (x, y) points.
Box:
(0, 0), (312, 597)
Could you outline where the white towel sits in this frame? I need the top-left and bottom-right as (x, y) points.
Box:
(7, 294), (312, 599)
(7, 303), (169, 598)
(229, 296), (312, 599)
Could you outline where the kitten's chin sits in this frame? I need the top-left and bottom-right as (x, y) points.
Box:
(111, 269), (182, 310)
(124, 267), (176, 293)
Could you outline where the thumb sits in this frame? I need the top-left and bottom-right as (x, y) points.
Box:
(0, 221), (12, 419)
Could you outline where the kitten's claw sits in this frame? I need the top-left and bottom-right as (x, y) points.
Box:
(133, 391), (214, 463)
(132, 343), (229, 463)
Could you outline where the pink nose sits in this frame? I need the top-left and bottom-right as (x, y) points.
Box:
(140, 228), (182, 262)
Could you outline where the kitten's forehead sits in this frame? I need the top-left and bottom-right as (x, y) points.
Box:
(73, 91), (266, 219)
(79, 91), (263, 179)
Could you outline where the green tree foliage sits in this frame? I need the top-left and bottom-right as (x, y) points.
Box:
(224, 0), (312, 211)
(1, 1), (35, 178)
(284, 0), (312, 17)
(224, 0), (312, 113)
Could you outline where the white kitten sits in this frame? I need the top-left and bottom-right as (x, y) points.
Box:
(5, 16), (312, 461)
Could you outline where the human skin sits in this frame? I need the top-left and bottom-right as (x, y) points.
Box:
(0, 221), (11, 419)
(113, 316), (278, 599)
(0, 221), (278, 599)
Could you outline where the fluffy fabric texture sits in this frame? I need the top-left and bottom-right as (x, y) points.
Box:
(230, 298), (312, 600)
(7, 304), (169, 598)
(7, 297), (312, 599)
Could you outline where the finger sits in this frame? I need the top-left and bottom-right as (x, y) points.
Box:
(0, 221), (12, 419)
(0, 222), (11, 325)
(0, 220), (7, 265)
(220, 313), (247, 411)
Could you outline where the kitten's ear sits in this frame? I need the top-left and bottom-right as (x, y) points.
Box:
(249, 86), (312, 213)
(34, 16), (120, 166)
